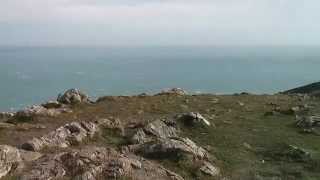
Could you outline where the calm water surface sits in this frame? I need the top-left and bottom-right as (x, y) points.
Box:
(0, 46), (319, 111)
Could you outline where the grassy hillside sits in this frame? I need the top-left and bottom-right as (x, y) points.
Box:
(284, 82), (320, 96)
(1, 93), (320, 179)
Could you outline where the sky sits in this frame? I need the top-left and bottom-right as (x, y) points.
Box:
(0, 0), (319, 46)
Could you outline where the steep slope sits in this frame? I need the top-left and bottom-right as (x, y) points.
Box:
(283, 82), (320, 95)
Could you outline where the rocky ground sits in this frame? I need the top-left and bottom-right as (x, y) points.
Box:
(1, 87), (320, 180)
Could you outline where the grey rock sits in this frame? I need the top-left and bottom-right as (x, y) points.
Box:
(57, 88), (89, 104)
(139, 137), (209, 160)
(144, 120), (178, 139)
(96, 118), (124, 136)
(21, 121), (99, 151)
(156, 88), (187, 96)
(178, 112), (211, 127)
(0, 145), (41, 178)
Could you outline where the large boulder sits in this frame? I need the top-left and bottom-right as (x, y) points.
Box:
(57, 88), (89, 104)
(20, 146), (184, 180)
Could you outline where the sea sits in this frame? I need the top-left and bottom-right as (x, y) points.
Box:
(0, 46), (319, 111)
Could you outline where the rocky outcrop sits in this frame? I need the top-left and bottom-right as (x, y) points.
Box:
(57, 88), (90, 104)
(156, 88), (187, 96)
(20, 146), (184, 180)
(177, 112), (211, 127)
(0, 145), (42, 178)
(144, 119), (178, 139)
(129, 119), (178, 144)
(138, 137), (210, 160)
(14, 105), (72, 121)
(127, 118), (219, 177)
(21, 121), (99, 151)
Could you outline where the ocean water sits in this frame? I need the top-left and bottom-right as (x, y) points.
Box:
(0, 46), (320, 111)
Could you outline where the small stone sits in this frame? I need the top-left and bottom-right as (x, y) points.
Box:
(243, 142), (252, 150)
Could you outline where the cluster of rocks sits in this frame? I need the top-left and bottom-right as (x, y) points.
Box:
(156, 88), (188, 96)
(0, 143), (184, 180)
(0, 116), (198, 180)
(124, 113), (220, 178)
(0, 145), (42, 179)
(4, 89), (90, 122)
(21, 146), (184, 180)
(21, 119), (112, 151)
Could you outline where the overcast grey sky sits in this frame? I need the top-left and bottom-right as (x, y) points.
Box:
(0, 0), (319, 46)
